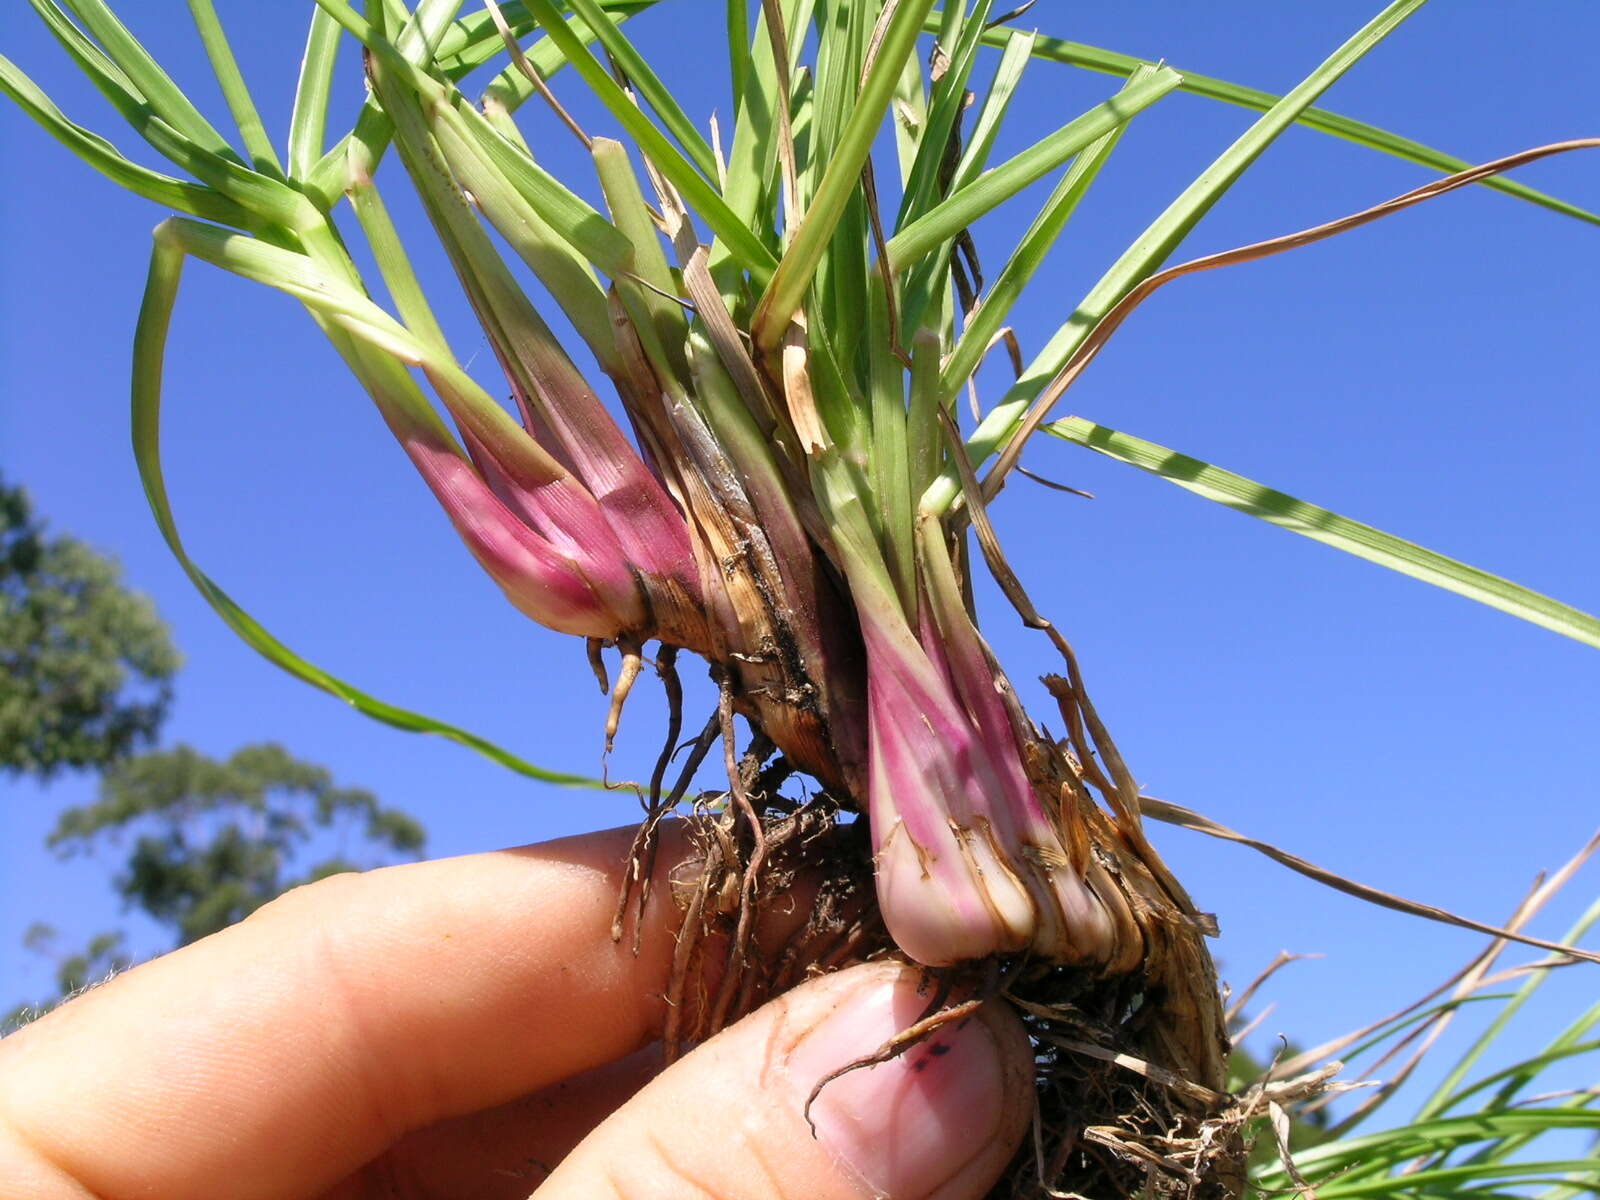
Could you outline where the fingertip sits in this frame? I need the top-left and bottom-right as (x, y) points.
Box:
(541, 962), (1032, 1200)
(781, 963), (1032, 1200)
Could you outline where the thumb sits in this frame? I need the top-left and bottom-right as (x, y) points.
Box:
(535, 960), (1032, 1200)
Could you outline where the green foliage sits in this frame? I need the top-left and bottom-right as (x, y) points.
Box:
(1047, 419), (1600, 651)
(1247, 892), (1600, 1197)
(8, 1), (1594, 790)
(49, 742), (426, 945)
(0, 480), (179, 776)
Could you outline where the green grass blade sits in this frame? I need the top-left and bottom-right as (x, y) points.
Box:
(309, 0), (596, 205)
(130, 236), (601, 789)
(726, 0), (749, 114)
(709, 0), (814, 297)
(563, 0), (719, 180)
(431, 111), (620, 367)
(308, 0), (636, 274)
(888, 41), (925, 184)
(27, 0), (320, 228)
(1047, 417), (1600, 651)
(394, 0), (468, 62)
(940, 66), (1155, 401)
(807, 0), (874, 210)
(1272, 1111), (1600, 1180)
(885, 66), (1182, 272)
(973, 23), (1600, 229)
(52, 0), (238, 160)
(184, 0), (283, 173)
(948, 25), (1033, 193)
(895, 0), (992, 230)
(1447, 1039), (1600, 1125)
(1316, 1160), (1600, 1196)
(751, 0), (940, 349)
(0, 53), (254, 226)
(518, 0), (776, 277)
(288, 6), (341, 179)
(1418, 892), (1600, 1122)
(932, 0), (1431, 515)
(437, 0), (654, 70)
(347, 171), (454, 359)
(593, 138), (690, 378)
(805, 0), (876, 350)
(445, 100), (635, 275)
(475, 3), (643, 110)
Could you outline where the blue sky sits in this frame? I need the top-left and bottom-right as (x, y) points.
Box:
(2, 0), (1597, 1102)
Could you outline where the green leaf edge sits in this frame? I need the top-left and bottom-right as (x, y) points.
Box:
(1047, 417), (1600, 652)
(969, 22), (1600, 228)
(130, 236), (604, 791)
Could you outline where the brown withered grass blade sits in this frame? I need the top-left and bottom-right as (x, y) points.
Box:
(986, 137), (1600, 497)
(1141, 794), (1600, 966)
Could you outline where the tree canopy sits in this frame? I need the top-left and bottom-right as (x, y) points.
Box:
(1, 481), (179, 776)
(49, 742), (427, 945)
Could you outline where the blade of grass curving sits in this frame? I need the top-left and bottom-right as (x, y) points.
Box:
(184, 0), (283, 173)
(0, 54), (254, 226)
(929, 0), (1430, 516)
(131, 236), (601, 788)
(288, 6), (340, 180)
(752, 0), (940, 349)
(52, 0), (238, 160)
(1050, 418), (1600, 651)
(988, 139), (1600, 505)
(965, 23), (1600, 228)
(153, 218), (574, 498)
(884, 66), (1182, 272)
(563, 0), (718, 180)
(12, 9), (318, 230)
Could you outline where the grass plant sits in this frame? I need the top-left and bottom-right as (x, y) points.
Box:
(5, 2), (1596, 1193)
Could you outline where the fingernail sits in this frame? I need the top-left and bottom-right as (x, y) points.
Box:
(785, 966), (1008, 1197)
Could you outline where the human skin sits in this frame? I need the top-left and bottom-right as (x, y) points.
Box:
(0, 823), (1033, 1199)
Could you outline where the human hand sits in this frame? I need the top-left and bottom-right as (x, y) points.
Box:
(0, 824), (1032, 1198)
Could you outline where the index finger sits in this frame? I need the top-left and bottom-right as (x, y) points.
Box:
(0, 822), (795, 1200)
